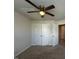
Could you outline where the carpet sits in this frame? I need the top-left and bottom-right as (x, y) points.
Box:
(17, 45), (65, 59)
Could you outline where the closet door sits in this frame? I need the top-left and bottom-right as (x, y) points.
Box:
(32, 23), (52, 46)
(32, 24), (42, 45)
(42, 23), (52, 46)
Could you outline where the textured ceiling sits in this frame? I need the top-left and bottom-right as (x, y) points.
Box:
(14, 0), (65, 20)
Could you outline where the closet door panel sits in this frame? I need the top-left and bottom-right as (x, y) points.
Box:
(42, 24), (52, 45)
(32, 24), (42, 45)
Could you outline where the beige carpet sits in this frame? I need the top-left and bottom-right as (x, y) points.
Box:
(17, 45), (65, 59)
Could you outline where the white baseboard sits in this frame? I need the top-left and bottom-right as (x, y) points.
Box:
(15, 46), (31, 57)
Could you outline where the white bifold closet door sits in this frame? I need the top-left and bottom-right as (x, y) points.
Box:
(32, 23), (52, 46)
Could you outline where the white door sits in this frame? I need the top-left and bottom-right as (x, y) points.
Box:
(42, 24), (52, 45)
(32, 23), (52, 46)
(32, 24), (42, 45)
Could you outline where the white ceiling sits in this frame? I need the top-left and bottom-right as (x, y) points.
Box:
(14, 0), (65, 20)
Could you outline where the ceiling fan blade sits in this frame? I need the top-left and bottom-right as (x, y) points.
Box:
(27, 11), (39, 13)
(45, 5), (55, 10)
(46, 12), (55, 16)
(25, 0), (39, 9)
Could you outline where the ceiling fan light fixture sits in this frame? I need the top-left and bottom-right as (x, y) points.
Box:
(39, 11), (45, 16)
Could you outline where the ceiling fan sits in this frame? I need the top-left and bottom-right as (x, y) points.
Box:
(25, 0), (55, 18)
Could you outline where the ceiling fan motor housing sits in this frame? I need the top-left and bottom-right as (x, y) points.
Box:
(39, 5), (45, 11)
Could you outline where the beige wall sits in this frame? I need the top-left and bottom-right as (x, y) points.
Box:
(14, 11), (31, 56)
